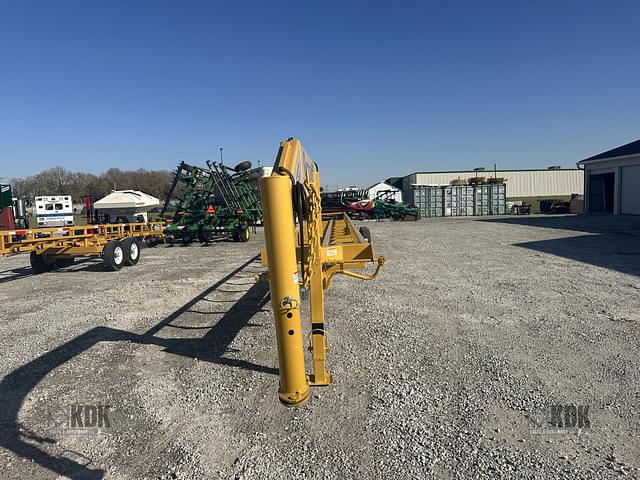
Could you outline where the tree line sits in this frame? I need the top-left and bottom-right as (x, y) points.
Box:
(10, 166), (174, 203)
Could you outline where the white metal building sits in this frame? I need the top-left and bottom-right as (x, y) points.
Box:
(398, 168), (583, 200)
(368, 181), (402, 203)
(577, 139), (640, 215)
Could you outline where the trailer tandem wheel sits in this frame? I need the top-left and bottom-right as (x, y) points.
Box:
(30, 251), (53, 274)
(121, 237), (140, 266)
(103, 240), (125, 271)
(55, 258), (75, 269)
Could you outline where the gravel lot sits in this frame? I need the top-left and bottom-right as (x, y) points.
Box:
(1, 214), (639, 480)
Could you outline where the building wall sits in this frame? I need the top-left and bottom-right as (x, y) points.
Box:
(402, 169), (583, 200)
(368, 182), (402, 203)
(582, 154), (640, 215)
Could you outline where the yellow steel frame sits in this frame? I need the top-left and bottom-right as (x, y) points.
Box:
(0, 222), (164, 259)
(259, 138), (385, 406)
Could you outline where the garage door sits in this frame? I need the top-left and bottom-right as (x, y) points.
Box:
(621, 165), (640, 215)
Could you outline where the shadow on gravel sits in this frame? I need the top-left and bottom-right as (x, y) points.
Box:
(56, 260), (110, 274)
(0, 254), (273, 479)
(480, 213), (640, 236)
(0, 266), (33, 284)
(481, 215), (640, 277)
(0, 259), (108, 285)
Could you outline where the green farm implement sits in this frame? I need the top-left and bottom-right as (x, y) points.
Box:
(162, 160), (262, 244)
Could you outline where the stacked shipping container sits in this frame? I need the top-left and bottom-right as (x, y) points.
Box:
(444, 185), (475, 216)
(412, 184), (506, 217)
(413, 185), (444, 217)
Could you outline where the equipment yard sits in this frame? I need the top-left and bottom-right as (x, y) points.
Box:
(1, 215), (639, 480)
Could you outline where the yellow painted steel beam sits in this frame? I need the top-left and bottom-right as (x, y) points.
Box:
(261, 242), (373, 267)
(259, 138), (384, 406)
(259, 173), (310, 406)
(307, 169), (331, 387)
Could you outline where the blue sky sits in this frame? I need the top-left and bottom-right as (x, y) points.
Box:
(1, 0), (639, 188)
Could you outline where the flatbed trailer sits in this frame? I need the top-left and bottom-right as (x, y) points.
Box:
(0, 222), (164, 273)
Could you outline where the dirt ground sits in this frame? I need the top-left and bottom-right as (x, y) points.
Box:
(1, 214), (639, 480)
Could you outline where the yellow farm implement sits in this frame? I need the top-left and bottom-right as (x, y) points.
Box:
(259, 138), (385, 406)
(0, 222), (164, 272)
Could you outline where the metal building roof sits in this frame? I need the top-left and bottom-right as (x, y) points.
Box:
(398, 167), (580, 178)
(579, 138), (640, 163)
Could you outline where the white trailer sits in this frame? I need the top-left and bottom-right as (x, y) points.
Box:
(35, 195), (74, 227)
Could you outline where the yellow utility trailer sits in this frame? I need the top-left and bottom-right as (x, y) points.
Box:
(0, 222), (164, 273)
(260, 138), (385, 406)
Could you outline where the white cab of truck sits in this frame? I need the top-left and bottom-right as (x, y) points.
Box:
(35, 195), (74, 227)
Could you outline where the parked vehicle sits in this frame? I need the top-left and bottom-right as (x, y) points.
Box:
(35, 195), (74, 227)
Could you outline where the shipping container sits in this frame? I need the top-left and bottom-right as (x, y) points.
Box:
(412, 184), (506, 217)
(412, 185), (443, 217)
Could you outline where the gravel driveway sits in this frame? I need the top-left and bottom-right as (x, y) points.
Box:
(0, 214), (639, 479)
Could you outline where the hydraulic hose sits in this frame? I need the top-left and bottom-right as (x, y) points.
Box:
(277, 167), (308, 285)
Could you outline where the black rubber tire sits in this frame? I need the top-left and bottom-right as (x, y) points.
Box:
(238, 227), (250, 242)
(182, 233), (194, 244)
(55, 258), (75, 269)
(164, 235), (174, 245)
(121, 237), (141, 266)
(234, 160), (252, 172)
(359, 226), (372, 243)
(197, 230), (212, 244)
(103, 240), (125, 271)
(144, 236), (159, 248)
(30, 252), (52, 274)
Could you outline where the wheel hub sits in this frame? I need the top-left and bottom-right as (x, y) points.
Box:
(114, 246), (123, 264)
(130, 242), (139, 259)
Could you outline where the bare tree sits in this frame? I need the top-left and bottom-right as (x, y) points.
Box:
(11, 166), (173, 202)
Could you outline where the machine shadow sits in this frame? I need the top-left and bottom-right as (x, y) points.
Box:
(0, 266), (33, 284)
(480, 215), (640, 277)
(0, 254), (274, 480)
(145, 270), (275, 375)
(0, 258), (105, 284)
(480, 213), (640, 235)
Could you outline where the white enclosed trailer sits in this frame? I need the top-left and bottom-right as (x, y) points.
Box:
(35, 195), (74, 227)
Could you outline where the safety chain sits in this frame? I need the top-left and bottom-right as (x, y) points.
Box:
(302, 180), (321, 287)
